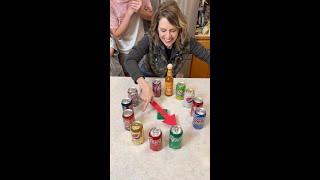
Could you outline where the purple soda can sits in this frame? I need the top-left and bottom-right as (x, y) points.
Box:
(152, 79), (161, 97)
(192, 107), (206, 129)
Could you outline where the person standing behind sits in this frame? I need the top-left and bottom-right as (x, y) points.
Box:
(110, 34), (125, 76)
(110, 0), (153, 76)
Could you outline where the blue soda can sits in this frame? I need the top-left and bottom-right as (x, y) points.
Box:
(192, 107), (206, 129)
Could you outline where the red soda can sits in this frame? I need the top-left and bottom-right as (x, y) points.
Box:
(149, 127), (162, 151)
(191, 97), (203, 116)
(152, 79), (161, 97)
(122, 109), (135, 131)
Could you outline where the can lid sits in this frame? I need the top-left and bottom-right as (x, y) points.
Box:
(128, 87), (138, 93)
(123, 109), (133, 117)
(185, 88), (194, 93)
(170, 125), (183, 135)
(121, 98), (131, 104)
(194, 97), (203, 103)
(177, 82), (185, 85)
(195, 107), (206, 115)
(131, 121), (142, 132)
(153, 79), (161, 84)
(150, 127), (162, 137)
(167, 64), (173, 69)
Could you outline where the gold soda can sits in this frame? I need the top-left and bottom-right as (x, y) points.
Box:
(130, 121), (144, 145)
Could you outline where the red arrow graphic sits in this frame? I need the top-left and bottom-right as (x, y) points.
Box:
(150, 100), (177, 126)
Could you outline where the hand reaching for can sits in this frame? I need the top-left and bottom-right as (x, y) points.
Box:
(137, 77), (154, 112)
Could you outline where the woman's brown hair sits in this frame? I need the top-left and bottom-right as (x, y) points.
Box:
(150, 0), (189, 51)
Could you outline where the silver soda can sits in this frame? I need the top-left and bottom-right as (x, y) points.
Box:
(128, 87), (139, 107)
(183, 88), (195, 108)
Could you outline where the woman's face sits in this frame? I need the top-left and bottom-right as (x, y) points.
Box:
(158, 17), (179, 49)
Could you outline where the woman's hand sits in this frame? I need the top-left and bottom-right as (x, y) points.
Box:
(128, 0), (142, 12)
(137, 77), (154, 111)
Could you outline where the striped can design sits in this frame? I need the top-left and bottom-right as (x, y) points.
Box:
(192, 107), (206, 129)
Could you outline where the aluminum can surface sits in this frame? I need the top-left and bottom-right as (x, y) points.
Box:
(183, 88), (195, 108)
(152, 79), (161, 97)
(149, 127), (162, 151)
(128, 87), (139, 107)
(122, 109), (135, 131)
(191, 97), (204, 116)
(169, 125), (183, 149)
(193, 107), (206, 129)
(176, 82), (186, 100)
(130, 121), (144, 144)
(121, 98), (133, 111)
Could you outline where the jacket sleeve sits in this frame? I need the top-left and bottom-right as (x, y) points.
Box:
(189, 37), (211, 65)
(124, 35), (150, 83)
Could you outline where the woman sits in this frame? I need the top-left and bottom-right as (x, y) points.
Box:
(124, 0), (210, 111)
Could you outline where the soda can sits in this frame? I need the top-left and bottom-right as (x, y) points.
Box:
(122, 109), (135, 131)
(121, 98), (133, 111)
(152, 79), (161, 97)
(191, 97), (204, 116)
(176, 82), (186, 100)
(183, 88), (195, 108)
(193, 107), (206, 129)
(128, 87), (139, 107)
(130, 121), (144, 145)
(149, 127), (162, 151)
(169, 125), (183, 149)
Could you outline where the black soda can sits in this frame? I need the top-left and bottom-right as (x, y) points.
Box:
(121, 98), (133, 111)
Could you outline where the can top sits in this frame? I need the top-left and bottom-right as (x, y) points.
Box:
(121, 98), (131, 104)
(195, 107), (206, 115)
(128, 87), (138, 93)
(170, 125), (183, 135)
(185, 88), (194, 94)
(131, 121), (142, 132)
(123, 109), (133, 117)
(177, 82), (185, 86)
(150, 127), (162, 137)
(194, 97), (203, 103)
(153, 79), (161, 84)
(167, 64), (173, 69)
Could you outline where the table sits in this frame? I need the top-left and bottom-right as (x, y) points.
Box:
(110, 77), (210, 180)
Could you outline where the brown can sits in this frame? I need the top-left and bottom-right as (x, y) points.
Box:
(122, 109), (135, 131)
(130, 121), (144, 145)
(191, 97), (204, 116)
(149, 127), (162, 151)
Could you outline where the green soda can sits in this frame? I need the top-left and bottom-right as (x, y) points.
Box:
(169, 125), (183, 149)
(176, 82), (186, 100)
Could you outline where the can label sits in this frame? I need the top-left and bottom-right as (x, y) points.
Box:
(122, 109), (135, 131)
(149, 127), (162, 151)
(121, 98), (133, 111)
(193, 107), (206, 129)
(183, 88), (195, 108)
(176, 82), (186, 100)
(152, 79), (161, 97)
(169, 125), (183, 149)
(191, 97), (203, 116)
(128, 87), (139, 107)
(130, 121), (144, 145)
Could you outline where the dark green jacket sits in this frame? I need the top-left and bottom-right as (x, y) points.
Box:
(124, 34), (210, 82)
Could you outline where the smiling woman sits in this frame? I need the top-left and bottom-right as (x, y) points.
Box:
(124, 0), (210, 111)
